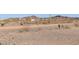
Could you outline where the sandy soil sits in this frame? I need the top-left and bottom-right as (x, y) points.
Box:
(0, 24), (79, 45)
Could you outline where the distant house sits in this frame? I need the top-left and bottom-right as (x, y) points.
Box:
(30, 16), (40, 24)
(30, 16), (38, 21)
(19, 16), (40, 24)
(31, 19), (35, 22)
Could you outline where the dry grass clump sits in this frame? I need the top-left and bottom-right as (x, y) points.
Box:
(18, 27), (31, 32)
(64, 26), (71, 29)
(73, 20), (79, 27)
(74, 23), (79, 27)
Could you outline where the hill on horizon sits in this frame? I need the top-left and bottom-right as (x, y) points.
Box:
(0, 15), (79, 26)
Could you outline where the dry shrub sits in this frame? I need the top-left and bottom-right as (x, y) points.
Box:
(40, 20), (49, 24)
(0, 42), (2, 45)
(74, 23), (79, 27)
(64, 26), (71, 29)
(73, 21), (79, 27)
(18, 27), (31, 32)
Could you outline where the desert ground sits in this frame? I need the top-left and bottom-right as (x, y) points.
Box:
(0, 23), (79, 45)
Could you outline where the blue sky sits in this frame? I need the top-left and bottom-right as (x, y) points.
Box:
(0, 14), (79, 19)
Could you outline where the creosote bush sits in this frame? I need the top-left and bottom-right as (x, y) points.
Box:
(64, 26), (71, 29)
(18, 27), (31, 32)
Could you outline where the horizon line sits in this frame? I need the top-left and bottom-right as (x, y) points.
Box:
(0, 14), (79, 19)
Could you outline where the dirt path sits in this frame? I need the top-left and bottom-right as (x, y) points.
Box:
(0, 23), (74, 30)
(0, 26), (29, 30)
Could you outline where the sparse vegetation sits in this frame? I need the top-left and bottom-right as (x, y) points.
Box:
(0, 15), (79, 45)
(64, 26), (71, 29)
(18, 27), (31, 32)
(73, 20), (79, 27)
(0, 42), (2, 45)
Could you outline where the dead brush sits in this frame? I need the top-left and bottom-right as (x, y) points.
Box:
(74, 23), (79, 27)
(18, 27), (31, 32)
(64, 25), (71, 29)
